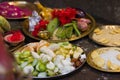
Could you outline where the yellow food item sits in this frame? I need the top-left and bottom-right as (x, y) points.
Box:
(112, 41), (120, 46)
(34, 1), (53, 20)
(116, 54), (120, 60)
(21, 46), (34, 52)
(109, 62), (119, 70)
(113, 28), (120, 34)
(98, 38), (109, 44)
(94, 28), (103, 35)
(91, 51), (99, 59)
(109, 30), (117, 35)
(92, 56), (105, 68)
(107, 60), (112, 69)
(94, 28), (101, 33)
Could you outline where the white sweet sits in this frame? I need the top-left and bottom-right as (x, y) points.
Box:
(100, 49), (120, 69)
(48, 43), (60, 51)
(40, 46), (55, 57)
(31, 51), (40, 59)
(46, 61), (55, 70)
(38, 72), (47, 78)
(23, 65), (34, 74)
(39, 53), (52, 62)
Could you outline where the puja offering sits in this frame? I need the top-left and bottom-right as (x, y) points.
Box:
(13, 40), (86, 78)
(87, 47), (120, 72)
(3, 30), (25, 52)
(0, 0), (120, 80)
(0, 15), (24, 52)
(22, 1), (95, 42)
(89, 25), (120, 46)
(4, 30), (25, 46)
(0, 1), (35, 19)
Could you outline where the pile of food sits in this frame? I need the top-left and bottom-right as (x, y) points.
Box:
(4, 30), (25, 46)
(90, 47), (120, 71)
(91, 25), (120, 46)
(14, 40), (86, 77)
(27, 2), (91, 41)
(0, 2), (32, 18)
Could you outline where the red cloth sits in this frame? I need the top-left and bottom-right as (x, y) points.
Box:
(0, 34), (14, 80)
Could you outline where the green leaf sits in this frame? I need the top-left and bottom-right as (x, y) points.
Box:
(65, 26), (73, 38)
(47, 18), (59, 36)
(56, 27), (66, 39)
(72, 21), (81, 36)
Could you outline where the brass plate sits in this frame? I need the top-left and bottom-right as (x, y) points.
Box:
(87, 47), (120, 72)
(8, 42), (24, 52)
(4, 1), (37, 19)
(22, 13), (96, 42)
(89, 25), (120, 46)
(13, 42), (86, 79)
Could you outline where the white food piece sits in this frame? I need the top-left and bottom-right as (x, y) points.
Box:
(100, 49), (120, 69)
(53, 55), (64, 65)
(69, 50), (74, 55)
(80, 54), (86, 61)
(73, 47), (83, 59)
(21, 62), (28, 68)
(31, 51), (40, 59)
(61, 58), (73, 66)
(23, 65), (34, 74)
(40, 46), (55, 57)
(59, 66), (75, 75)
(46, 61), (55, 70)
(73, 52), (81, 59)
(56, 63), (64, 69)
(53, 55), (65, 68)
(65, 57), (71, 62)
(39, 40), (49, 47)
(27, 43), (37, 48)
(54, 67), (59, 73)
(32, 59), (38, 66)
(38, 72), (47, 78)
(77, 47), (83, 53)
(63, 44), (72, 49)
(48, 43), (60, 51)
(39, 53), (52, 62)
(116, 54), (120, 60)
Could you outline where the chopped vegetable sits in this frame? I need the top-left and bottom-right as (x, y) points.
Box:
(14, 40), (85, 77)
(56, 27), (66, 39)
(47, 18), (59, 36)
(72, 21), (81, 36)
(65, 26), (73, 38)
(38, 72), (47, 77)
(46, 61), (55, 70)
(23, 65), (34, 74)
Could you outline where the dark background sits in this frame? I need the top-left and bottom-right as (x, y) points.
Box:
(1, 0), (120, 24)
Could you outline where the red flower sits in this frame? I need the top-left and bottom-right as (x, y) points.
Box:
(52, 7), (77, 25)
(32, 20), (48, 37)
(10, 31), (23, 41)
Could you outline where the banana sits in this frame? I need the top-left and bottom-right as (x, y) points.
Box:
(0, 16), (11, 32)
(34, 1), (53, 20)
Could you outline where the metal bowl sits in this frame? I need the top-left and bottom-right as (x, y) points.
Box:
(89, 25), (120, 46)
(3, 1), (37, 19)
(22, 13), (96, 42)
